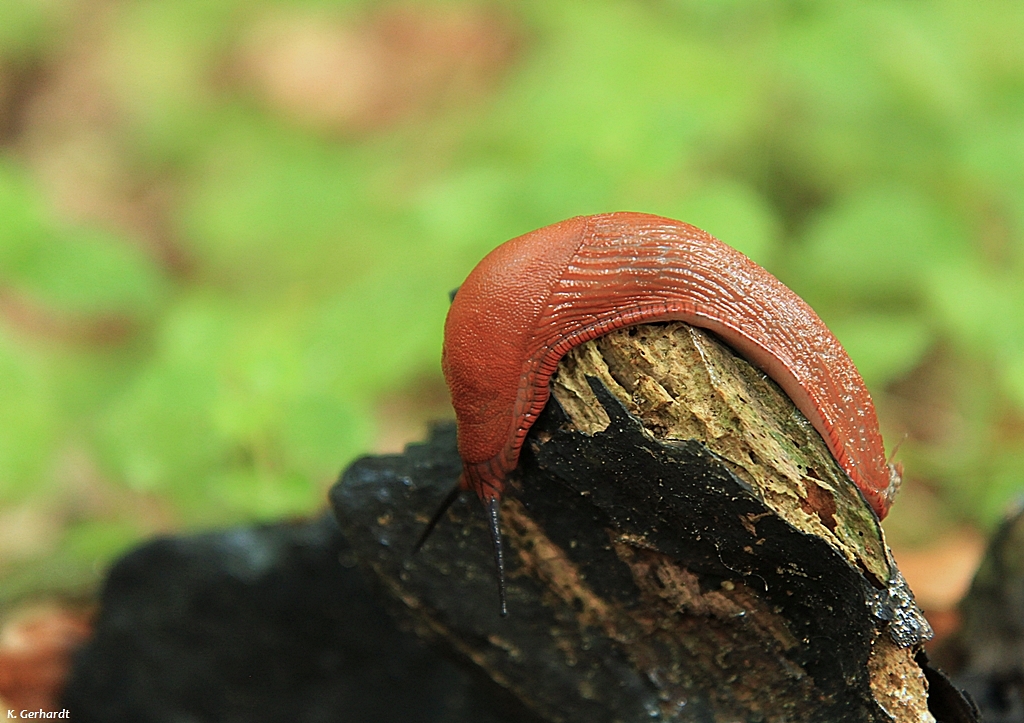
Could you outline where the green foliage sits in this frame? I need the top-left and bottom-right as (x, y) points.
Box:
(794, 186), (970, 300)
(827, 314), (933, 392)
(0, 327), (55, 500)
(96, 297), (371, 520)
(0, 0), (53, 56)
(0, 162), (167, 317)
(2, 0), (1024, 589)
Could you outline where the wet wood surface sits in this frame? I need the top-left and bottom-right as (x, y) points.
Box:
(331, 322), (975, 723)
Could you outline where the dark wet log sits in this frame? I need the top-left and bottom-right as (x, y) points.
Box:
(331, 322), (975, 723)
(62, 515), (542, 723)
(934, 506), (1024, 722)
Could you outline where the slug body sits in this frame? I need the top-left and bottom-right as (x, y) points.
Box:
(443, 212), (900, 521)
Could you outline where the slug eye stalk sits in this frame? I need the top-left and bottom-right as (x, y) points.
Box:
(413, 484), (461, 553)
(413, 485), (508, 617)
(488, 497), (508, 617)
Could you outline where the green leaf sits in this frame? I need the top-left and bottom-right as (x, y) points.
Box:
(61, 519), (144, 568)
(414, 167), (523, 251)
(98, 299), (236, 503)
(0, 160), (51, 265)
(207, 468), (322, 521)
(0, 0), (53, 55)
(0, 328), (56, 500)
(972, 452), (1024, 528)
(305, 256), (452, 400)
(927, 262), (1024, 358)
(98, 297), (369, 521)
(11, 228), (165, 316)
(795, 185), (970, 299)
(828, 313), (933, 390)
(181, 119), (401, 292)
(0, 160), (166, 318)
(492, 0), (755, 176)
(1001, 353), (1024, 410)
(281, 393), (368, 479)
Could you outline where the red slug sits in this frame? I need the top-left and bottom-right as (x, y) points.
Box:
(438, 212), (901, 612)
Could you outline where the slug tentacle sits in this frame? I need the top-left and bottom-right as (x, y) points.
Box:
(488, 497), (508, 617)
(413, 483), (462, 554)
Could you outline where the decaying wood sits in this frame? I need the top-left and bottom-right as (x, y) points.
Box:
(330, 322), (976, 723)
(933, 505), (1024, 722)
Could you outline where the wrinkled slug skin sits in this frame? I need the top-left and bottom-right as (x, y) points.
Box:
(442, 212), (898, 519)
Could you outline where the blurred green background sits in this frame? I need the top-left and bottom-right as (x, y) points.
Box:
(0, 0), (1022, 603)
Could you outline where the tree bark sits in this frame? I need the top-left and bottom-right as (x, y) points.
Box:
(331, 322), (976, 722)
(933, 506), (1024, 722)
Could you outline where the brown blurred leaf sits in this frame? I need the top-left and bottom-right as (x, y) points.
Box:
(0, 604), (92, 711)
(890, 528), (985, 616)
(232, 5), (520, 134)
